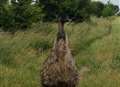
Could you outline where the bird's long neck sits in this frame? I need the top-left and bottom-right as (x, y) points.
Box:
(57, 18), (66, 41)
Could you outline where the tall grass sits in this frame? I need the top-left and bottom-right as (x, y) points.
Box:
(0, 16), (120, 87)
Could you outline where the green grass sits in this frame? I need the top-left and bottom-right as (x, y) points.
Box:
(0, 16), (120, 87)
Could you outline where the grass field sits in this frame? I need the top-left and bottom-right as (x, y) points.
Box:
(0, 16), (120, 87)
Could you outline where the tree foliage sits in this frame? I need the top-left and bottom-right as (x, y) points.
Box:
(0, 0), (119, 32)
(0, 0), (8, 27)
(0, 0), (41, 32)
(90, 1), (105, 17)
(0, 0), (8, 6)
(102, 4), (119, 17)
(11, 0), (41, 30)
(90, 1), (119, 17)
(0, 5), (14, 31)
(38, 0), (91, 22)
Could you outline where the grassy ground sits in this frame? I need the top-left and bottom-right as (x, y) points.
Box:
(0, 16), (120, 87)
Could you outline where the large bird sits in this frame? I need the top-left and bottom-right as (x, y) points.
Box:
(40, 20), (79, 87)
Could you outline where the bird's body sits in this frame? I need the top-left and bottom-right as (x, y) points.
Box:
(40, 20), (79, 87)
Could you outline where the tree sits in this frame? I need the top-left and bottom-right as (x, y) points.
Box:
(102, 4), (119, 17)
(0, 5), (15, 31)
(38, 0), (91, 34)
(11, 0), (41, 30)
(11, 0), (33, 29)
(39, 0), (90, 21)
(0, 0), (8, 6)
(0, 0), (8, 27)
(90, 1), (105, 17)
(0, 0), (42, 32)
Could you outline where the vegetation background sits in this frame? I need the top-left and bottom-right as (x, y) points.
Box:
(0, 0), (120, 87)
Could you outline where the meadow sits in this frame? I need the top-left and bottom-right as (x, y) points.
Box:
(0, 17), (120, 87)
